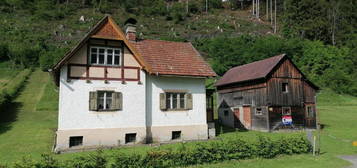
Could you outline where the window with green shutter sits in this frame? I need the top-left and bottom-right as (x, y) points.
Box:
(89, 91), (122, 111)
(160, 92), (192, 111)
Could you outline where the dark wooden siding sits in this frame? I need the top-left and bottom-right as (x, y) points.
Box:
(303, 81), (316, 103)
(271, 59), (302, 78)
(269, 106), (305, 129)
(218, 87), (267, 107)
(251, 106), (269, 130)
(267, 78), (304, 106)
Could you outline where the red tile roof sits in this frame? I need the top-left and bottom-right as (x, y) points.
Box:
(215, 54), (286, 86)
(131, 39), (216, 77)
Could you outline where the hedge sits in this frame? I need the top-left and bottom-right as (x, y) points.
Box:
(6, 135), (311, 168)
(0, 69), (31, 107)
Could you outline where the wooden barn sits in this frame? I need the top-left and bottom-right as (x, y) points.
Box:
(215, 54), (319, 131)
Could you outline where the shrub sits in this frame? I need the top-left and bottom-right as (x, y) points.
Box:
(5, 135), (311, 168)
(65, 149), (107, 168)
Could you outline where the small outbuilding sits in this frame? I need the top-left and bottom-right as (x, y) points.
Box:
(215, 54), (319, 131)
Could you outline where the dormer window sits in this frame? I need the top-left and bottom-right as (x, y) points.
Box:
(90, 47), (121, 66)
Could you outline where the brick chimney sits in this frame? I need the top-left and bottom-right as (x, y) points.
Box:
(125, 24), (136, 41)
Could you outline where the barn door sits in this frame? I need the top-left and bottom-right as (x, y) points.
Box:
(305, 105), (316, 128)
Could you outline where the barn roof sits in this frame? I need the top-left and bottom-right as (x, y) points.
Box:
(131, 39), (216, 77)
(215, 54), (319, 90)
(215, 54), (286, 86)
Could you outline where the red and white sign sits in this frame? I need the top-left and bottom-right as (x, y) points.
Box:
(282, 115), (293, 125)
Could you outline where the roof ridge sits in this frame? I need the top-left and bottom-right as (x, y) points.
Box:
(231, 54), (285, 70)
(138, 39), (189, 44)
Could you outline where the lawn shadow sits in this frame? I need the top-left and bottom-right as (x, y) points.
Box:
(215, 119), (247, 136)
(0, 101), (22, 134)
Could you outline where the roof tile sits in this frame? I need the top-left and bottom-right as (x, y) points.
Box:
(131, 40), (216, 77)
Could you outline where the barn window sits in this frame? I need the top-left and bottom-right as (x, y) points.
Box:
(224, 110), (229, 116)
(282, 107), (291, 116)
(160, 92), (192, 110)
(90, 47), (121, 66)
(89, 91), (122, 111)
(69, 136), (83, 147)
(282, 83), (289, 93)
(125, 133), (136, 144)
(172, 131), (181, 140)
(255, 107), (263, 115)
(307, 106), (315, 118)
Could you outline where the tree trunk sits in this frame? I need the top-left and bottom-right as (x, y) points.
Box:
(186, 0), (189, 14)
(270, 0), (273, 24)
(253, 0), (255, 16)
(274, 0), (277, 33)
(206, 0), (208, 13)
(266, 0), (269, 20)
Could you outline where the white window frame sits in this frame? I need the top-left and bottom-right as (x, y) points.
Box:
(90, 46), (121, 66)
(306, 105), (315, 118)
(282, 107), (291, 116)
(255, 107), (263, 115)
(166, 92), (186, 110)
(97, 91), (113, 111)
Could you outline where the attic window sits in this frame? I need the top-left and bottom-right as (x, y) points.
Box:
(90, 47), (121, 66)
(282, 83), (289, 93)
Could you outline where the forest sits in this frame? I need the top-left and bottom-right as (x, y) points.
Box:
(0, 0), (356, 95)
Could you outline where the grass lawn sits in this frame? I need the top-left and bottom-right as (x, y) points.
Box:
(0, 61), (21, 89)
(0, 70), (356, 167)
(0, 70), (58, 164)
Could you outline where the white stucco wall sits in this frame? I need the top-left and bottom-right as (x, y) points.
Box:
(58, 65), (146, 130)
(145, 75), (207, 127)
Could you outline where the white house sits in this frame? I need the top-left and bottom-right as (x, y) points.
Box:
(51, 15), (216, 152)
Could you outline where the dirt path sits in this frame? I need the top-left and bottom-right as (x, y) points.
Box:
(339, 156), (357, 168)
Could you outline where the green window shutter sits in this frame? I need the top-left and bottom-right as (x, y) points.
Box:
(160, 93), (166, 110)
(111, 92), (122, 110)
(118, 92), (123, 110)
(89, 91), (98, 111)
(185, 93), (193, 110)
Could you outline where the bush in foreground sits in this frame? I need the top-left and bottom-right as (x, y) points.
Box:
(10, 135), (311, 168)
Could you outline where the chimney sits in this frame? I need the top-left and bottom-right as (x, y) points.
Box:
(124, 18), (138, 41)
(125, 24), (136, 41)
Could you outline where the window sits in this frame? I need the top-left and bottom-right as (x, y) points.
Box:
(98, 91), (113, 110)
(125, 133), (136, 144)
(224, 110), (229, 116)
(282, 107), (291, 116)
(69, 136), (83, 147)
(90, 47), (121, 66)
(172, 131), (181, 140)
(255, 107), (263, 115)
(307, 106), (315, 118)
(166, 93), (186, 110)
(282, 83), (289, 93)
(89, 91), (122, 111)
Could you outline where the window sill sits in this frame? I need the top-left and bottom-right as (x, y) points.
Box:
(90, 110), (120, 113)
(162, 109), (190, 112)
(90, 64), (121, 68)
